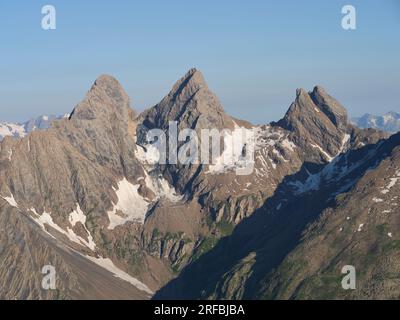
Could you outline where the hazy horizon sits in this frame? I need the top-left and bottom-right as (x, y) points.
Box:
(1, 0), (399, 124)
(1, 71), (399, 125)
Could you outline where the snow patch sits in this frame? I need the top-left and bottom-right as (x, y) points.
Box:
(339, 134), (351, 155)
(85, 255), (153, 295)
(30, 207), (39, 216)
(31, 209), (96, 250)
(310, 143), (333, 162)
(207, 124), (255, 174)
(289, 169), (321, 195)
(309, 134), (349, 163)
(2, 194), (18, 207)
(135, 144), (161, 165)
(68, 205), (96, 250)
(141, 172), (182, 202)
(7, 149), (13, 161)
(69, 205), (86, 226)
(381, 172), (400, 194)
(255, 125), (296, 152)
(107, 178), (150, 229)
(281, 138), (296, 152)
(0, 122), (26, 139)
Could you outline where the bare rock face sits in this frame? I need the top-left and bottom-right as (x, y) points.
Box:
(139, 68), (237, 132)
(70, 75), (132, 121)
(277, 87), (349, 162)
(310, 86), (348, 129)
(65, 74), (140, 178)
(0, 69), (393, 300)
(0, 75), (143, 228)
(137, 69), (241, 196)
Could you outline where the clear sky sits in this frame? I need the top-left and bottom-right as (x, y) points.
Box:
(0, 0), (399, 124)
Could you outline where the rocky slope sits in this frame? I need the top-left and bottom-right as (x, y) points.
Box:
(0, 69), (393, 299)
(258, 133), (400, 299)
(0, 197), (149, 299)
(155, 118), (399, 300)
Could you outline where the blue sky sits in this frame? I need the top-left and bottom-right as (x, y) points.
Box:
(0, 0), (399, 124)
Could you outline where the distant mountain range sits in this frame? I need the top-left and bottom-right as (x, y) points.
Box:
(2, 111), (398, 143)
(1, 69), (399, 300)
(351, 112), (400, 133)
(0, 114), (69, 140)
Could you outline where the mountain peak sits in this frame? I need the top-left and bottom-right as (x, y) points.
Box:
(295, 88), (308, 97)
(168, 68), (207, 100)
(70, 75), (132, 121)
(182, 68), (203, 81)
(93, 74), (122, 89)
(276, 86), (350, 160)
(184, 67), (201, 78)
(294, 88), (313, 108)
(310, 85), (348, 129)
(387, 111), (400, 117)
(312, 85), (327, 95)
(139, 69), (233, 131)
(91, 74), (129, 103)
(283, 86), (348, 130)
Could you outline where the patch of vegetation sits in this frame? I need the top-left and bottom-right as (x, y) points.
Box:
(217, 220), (235, 236)
(99, 230), (113, 249)
(52, 289), (70, 300)
(376, 224), (387, 237)
(165, 232), (181, 241)
(383, 240), (400, 252)
(191, 237), (218, 262)
(152, 228), (161, 239)
(205, 214), (215, 229)
(265, 258), (308, 298)
(181, 237), (192, 244)
(171, 255), (187, 275)
(335, 193), (347, 203)
(294, 273), (344, 300)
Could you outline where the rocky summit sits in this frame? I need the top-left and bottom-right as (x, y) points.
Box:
(0, 69), (398, 300)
